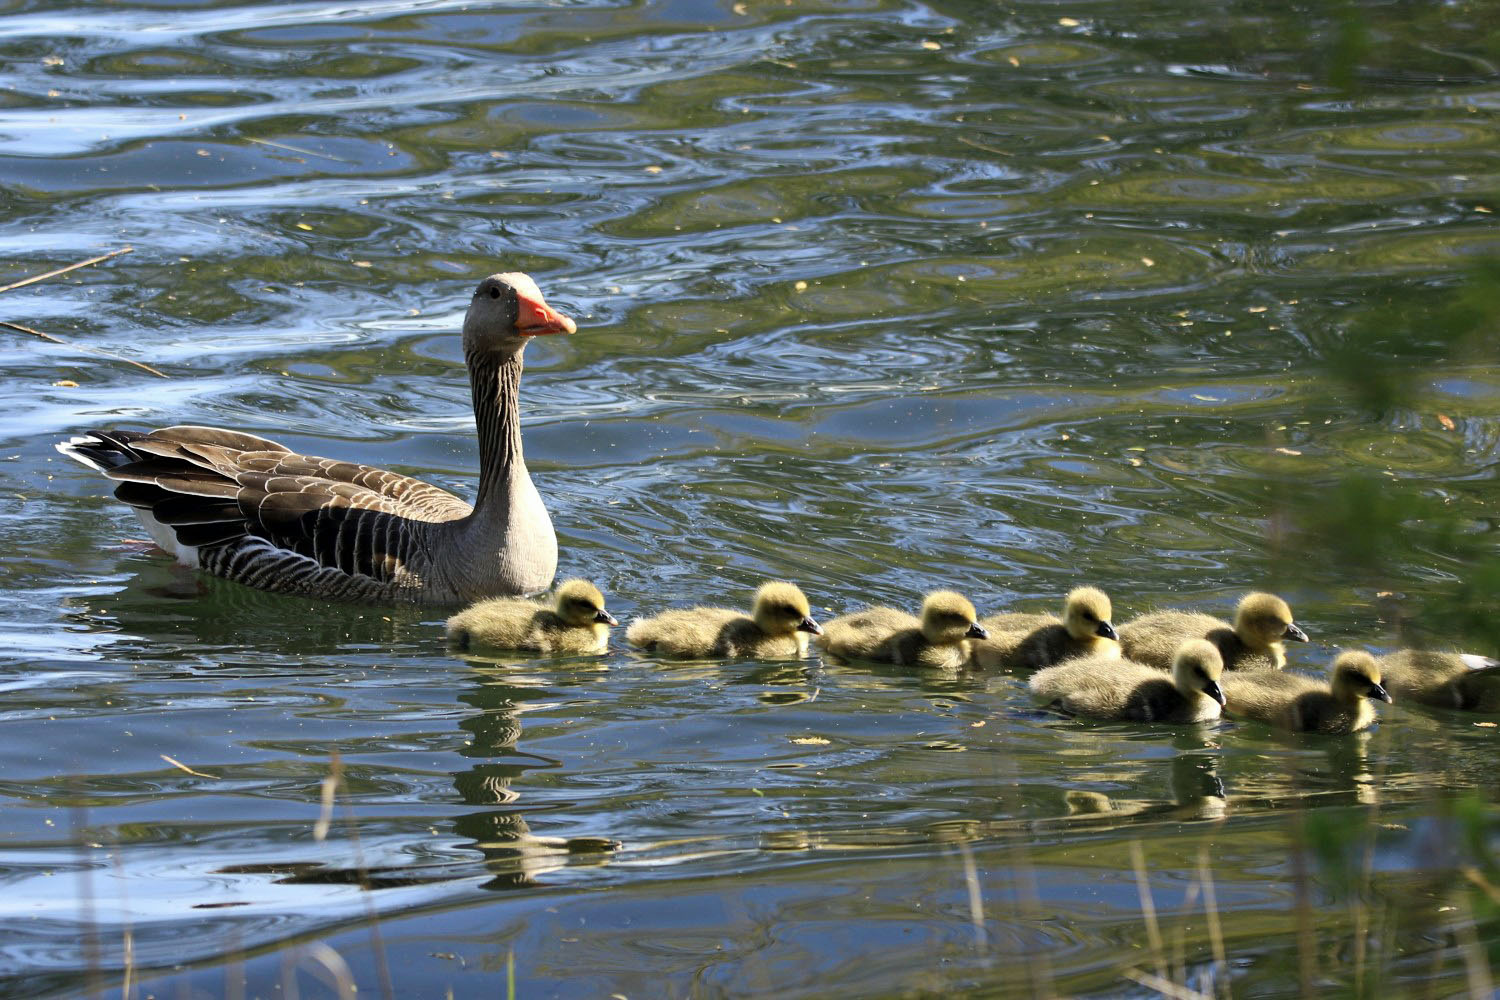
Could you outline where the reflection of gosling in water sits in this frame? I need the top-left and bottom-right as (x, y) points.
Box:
(625, 581), (822, 659)
(1222, 650), (1391, 734)
(1119, 592), (1309, 671)
(1376, 650), (1500, 712)
(1030, 639), (1226, 723)
(970, 586), (1120, 670)
(817, 590), (987, 670)
(447, 579), (618, 655)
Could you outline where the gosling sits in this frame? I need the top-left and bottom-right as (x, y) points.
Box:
(624, 581), (822, 659)
(970, 586), (1120, 670)
(1118, 592), (1309, 671)
(1221, 650), (1391, 734)
(1029, 639), (1226, 724)
(447, 579), (619, 655)
(817, 590), (988, 670)
(1377, 649), (1500, 712)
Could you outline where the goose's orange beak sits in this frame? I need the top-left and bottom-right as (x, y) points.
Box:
(517, 291), (576, 336)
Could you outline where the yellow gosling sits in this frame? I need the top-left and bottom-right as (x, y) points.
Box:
(447, 578), (618, 655)
(1029, 639), (1225, 724)
(971, 586), (1120, 670)
(1222, 650), (1391, 734)
(1377, 649), (1500, 712)
(817, 590), (987, 670)
(624, 581), (821, 659)
(1118, 591), (1309, 671)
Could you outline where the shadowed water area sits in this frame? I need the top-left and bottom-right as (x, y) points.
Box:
(4, 0), (1500, 995)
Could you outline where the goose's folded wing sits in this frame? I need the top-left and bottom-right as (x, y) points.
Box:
(97, 432), (472, 584)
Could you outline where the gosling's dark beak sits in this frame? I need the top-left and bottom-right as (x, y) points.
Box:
(1096, 621), (1119, 640)
(1368, 682), (1392, 704)
(966, 622), (989, 640)
(1203, 679), (1226, 707)
(1284, 623), (1309, 642)
(797, 616), (823, 636)
(595, 610), (619, 627)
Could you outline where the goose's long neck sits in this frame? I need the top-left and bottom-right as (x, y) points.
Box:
(467, 349), (526, 515)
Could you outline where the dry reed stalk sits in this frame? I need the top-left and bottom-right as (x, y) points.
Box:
(1130, 839), (1167, 981)
(281, 941), (357, 999)
(1290, 811), (1315, 998)
(245, 138), (353, 163)
(110, 844), (136, 1000)
(0, 247), (132, 294)
(326, 751), (395, 1000)
(1, 320), (168, 378)
(1121, 966), (1214, 1000)
(1195, 847), (1230, 1000)
(71, 803), (103, 1000)
(1452, 892), (1493, 999)
(956, 839), (990, 959)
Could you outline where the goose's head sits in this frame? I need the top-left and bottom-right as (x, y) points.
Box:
(751, 582), (822, 637)
(464, 272), (576, 356)
(1233, 592), (1307, 649)
(1171, 639), (1225, 706)
(1063, 586), (1118, 642)
(920, 590), (987, 645)
(1331, 651), (1391, 705)
(555, 579), (617, 627)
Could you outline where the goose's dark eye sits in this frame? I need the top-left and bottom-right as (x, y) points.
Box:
(489, 286), (501, 300)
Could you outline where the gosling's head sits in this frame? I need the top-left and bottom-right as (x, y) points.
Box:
(751, 581), (822, 637)
(1171, 639), (1226, 706)
(554, 579), (617, 628)
(1062, 586), (1118, 642)
(919, 590), (987, 645)
(1233, 592), (1308, 649)
(1330, 651), (1391, 705)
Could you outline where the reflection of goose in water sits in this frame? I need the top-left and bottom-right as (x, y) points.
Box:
(1052, 752), (1228, 826)
(450, 673), (619, 891)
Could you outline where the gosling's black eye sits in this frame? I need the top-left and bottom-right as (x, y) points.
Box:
(489, 286), (501, 300)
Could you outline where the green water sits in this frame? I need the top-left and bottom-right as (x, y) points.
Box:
(4, 0), (1500, 995)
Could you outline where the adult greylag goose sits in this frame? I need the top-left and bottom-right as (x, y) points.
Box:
(1118, 592), (1309, 671)
(56, 272), (573, 605)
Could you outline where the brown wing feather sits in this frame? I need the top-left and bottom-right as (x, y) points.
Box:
(84, 426), (473, 590)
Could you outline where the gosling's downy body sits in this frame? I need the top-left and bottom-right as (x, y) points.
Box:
(1118, 592), (1309, 671)
(1222, 650), (1391, 734)
(447, 578), (618, 655)
(1376, 650), (1500, 712)
(1029, 639), (1226, 724)
(971, 586), (1120, 670)
(817, 590), (987, 670)
(624, 581), (822, 659)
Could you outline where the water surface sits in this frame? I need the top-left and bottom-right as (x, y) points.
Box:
(4, 0), (1500, 995)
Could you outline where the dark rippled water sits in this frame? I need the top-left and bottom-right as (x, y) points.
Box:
(5, 0), (1500, 996)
